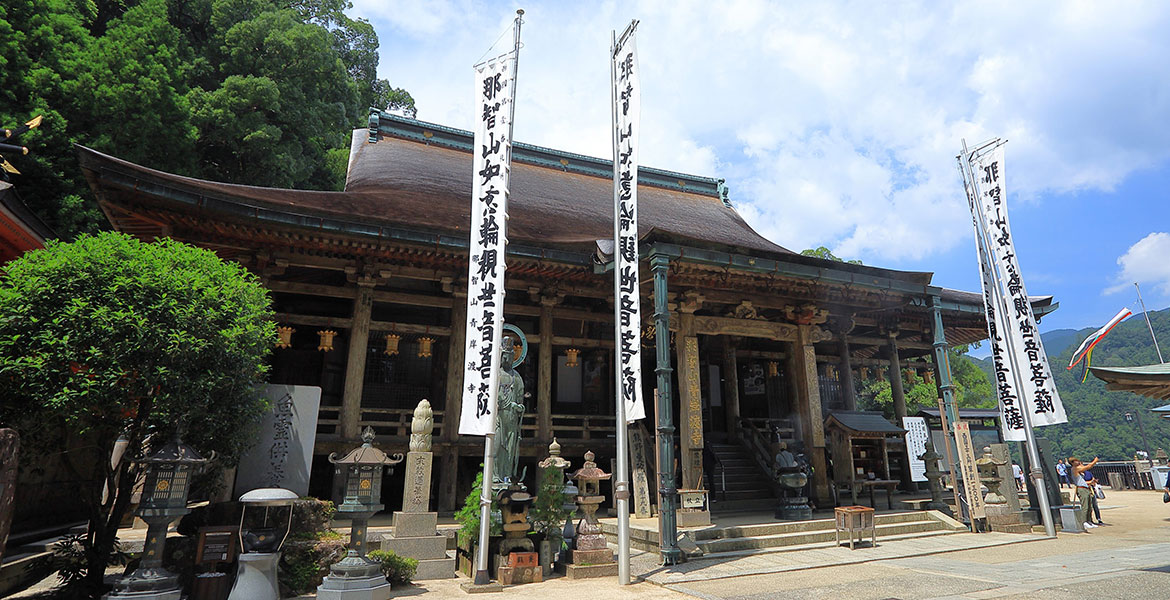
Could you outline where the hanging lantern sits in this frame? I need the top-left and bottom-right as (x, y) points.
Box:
(513, 341), (523, 359)
(767, 361), (779, 377)
(318, 329), (337, 352)
(275, 326), (295, 349)
(384, 333), (400, 356)
(925, 370), (935, 383)
(860, 367), (869, 380)
(565, 348), (580, 368)
(417, 336), (434, 358)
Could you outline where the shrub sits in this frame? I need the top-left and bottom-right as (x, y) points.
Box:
(454, 470), (500, 545)
(367, 550), (418, 586)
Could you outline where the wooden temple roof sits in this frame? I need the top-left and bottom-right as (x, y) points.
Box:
(0, 181), (52, 263)
(1090, 364), (1170, 402)
(76, 112), (1058, 349)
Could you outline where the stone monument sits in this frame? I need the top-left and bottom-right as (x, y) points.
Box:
(919, 440), (952, 515)
(0, 429), (19, 561)
(492, 343), (525, 489)
(983, 444), (1031, 533)
(563, 451), (616, 579)
(379, 399), (454, 580)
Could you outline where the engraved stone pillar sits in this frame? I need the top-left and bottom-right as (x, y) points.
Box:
(381, 399), (455, 580)
(340, 283), (375, 440)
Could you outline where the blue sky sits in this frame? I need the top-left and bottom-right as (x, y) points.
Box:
(350, 0), (1170, 344)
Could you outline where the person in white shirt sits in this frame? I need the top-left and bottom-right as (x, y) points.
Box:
(1012, 462), (1025, 491)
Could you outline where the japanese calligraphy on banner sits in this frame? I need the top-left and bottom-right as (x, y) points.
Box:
(612, 22), (645, 423)
(460, 52), (517, 436)
(963, 143), (1067, 441)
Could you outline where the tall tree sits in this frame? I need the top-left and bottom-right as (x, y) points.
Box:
(0, 0), (414, 237)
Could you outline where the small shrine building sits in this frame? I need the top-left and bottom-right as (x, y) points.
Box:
(78, 111), (1055, 511)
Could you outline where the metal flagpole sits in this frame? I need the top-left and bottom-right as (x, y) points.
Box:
(611, 20), (639, 585)
(960, 139), (1057, 538)
(1135, 282), (1164, 363)
(473, 11), (523, 586)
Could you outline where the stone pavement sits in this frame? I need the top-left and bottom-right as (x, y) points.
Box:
(634, 531), (1041, 584)
(667, 489), (1170, 600)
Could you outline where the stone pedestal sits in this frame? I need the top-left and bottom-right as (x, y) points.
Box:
(380, 512), (454, 580)
(984, 504), (1032, 534)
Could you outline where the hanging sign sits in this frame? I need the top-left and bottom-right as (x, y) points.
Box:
(966, 144), (1067, 439)
(612, 21), (645, 423)
(460, 51), (517, 436)
(902, 416), (929, 483)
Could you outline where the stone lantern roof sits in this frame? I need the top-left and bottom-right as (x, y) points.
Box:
(328, 427), (404, 466)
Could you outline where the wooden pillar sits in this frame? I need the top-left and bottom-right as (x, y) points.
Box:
(887, 332), (914, 489)
(839, 334), (857, 411)
(721, 336), (741, 439)
(794, 325), (829, 502)
(675, 310), (703, 490)
(887, 333), (907, 421)
(339, 283), (374, 441)
(537, 295), (556, 443)
(439, 286), (466, 512)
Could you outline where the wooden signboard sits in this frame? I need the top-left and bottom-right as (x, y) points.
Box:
(628, 424), (652, 518)
(954, 422), (986, 523)
(195, 526), (239, 566)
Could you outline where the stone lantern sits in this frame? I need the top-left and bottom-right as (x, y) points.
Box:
(105, 434), (208, 600)
(564, 451), (616, 578)
(317, 427), (404, 600)
(919, 439), (951, 515)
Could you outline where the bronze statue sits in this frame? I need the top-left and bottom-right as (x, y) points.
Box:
(492, 341), (525, 487)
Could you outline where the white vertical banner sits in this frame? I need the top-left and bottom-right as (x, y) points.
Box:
(460, 52), (517, 436)
(968, 194), (1025, 442)
(964, 143), (1067, 439)
(612, 23), (645, 423)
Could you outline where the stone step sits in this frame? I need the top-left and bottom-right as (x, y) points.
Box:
(708, 489), (774, 502)
(414, 555), (457, 580)
(690, 510), (940, 541)
(380, 534), (447, 559)
(696, 519), (950, 553)
(689, 528), (966, 560)
(708, 498), (778, 514)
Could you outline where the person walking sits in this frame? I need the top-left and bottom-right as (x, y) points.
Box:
(1069, 456), (1100, 530)
(1012, 462), (1026, 491)
(1056, 459), (1070, 489)
(1083, 470), (1105, 525)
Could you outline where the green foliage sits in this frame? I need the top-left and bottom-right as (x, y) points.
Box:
(857, 347), (995, 418)
(288, 497), (338, 540)
(31, 533), (131, 594)
(800, 246), (863, 265)
(455, 469), (500, 545)
(367, 550), (418, 586)
(0, 231), (276, 593)
(280, 538), (345, 597)
(0, 0), (415, 237)
(1037, 308), (1170, 461)
(528, 465), (570, 548)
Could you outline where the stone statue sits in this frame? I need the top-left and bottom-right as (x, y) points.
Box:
(492, 342), (525, 487)
(409, 399), (433, 452)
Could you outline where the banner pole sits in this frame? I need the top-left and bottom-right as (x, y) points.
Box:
(960, 139), (1056, 537)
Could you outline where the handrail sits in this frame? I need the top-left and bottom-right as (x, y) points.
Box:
(738, 418), (784, 497)
(703, 442), (728, 501)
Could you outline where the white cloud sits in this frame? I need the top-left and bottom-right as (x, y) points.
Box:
(355, 0), (1170, 262)
(1107, 232), (1170, 295)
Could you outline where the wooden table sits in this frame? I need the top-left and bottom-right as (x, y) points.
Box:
(835, 505), (876, 550)
(858, 478), (899, 509)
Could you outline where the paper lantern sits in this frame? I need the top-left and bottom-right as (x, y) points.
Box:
(275, 326), (295, 349)
(318, 329), (337, 352)
(417, 336), (434, 358)
(384, 333), (400, 356)
(565, 348), (581, 368)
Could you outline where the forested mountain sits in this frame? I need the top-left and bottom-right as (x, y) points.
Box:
(973, 309), (1170, 461)
(0, 0), (414, 238)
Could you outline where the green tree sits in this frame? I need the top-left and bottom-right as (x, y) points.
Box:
(0, 0), (414, 238)
(800, 245), (863, 265)
(857, 347), (995, 418)
(0, 232), (276, 597)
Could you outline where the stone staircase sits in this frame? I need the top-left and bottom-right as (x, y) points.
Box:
(706, 442), (779, 513)
(687, 511), (965, 555)
(605, 510), (965, 556)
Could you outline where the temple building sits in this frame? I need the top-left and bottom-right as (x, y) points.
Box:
(78, 110), (1055, 512)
